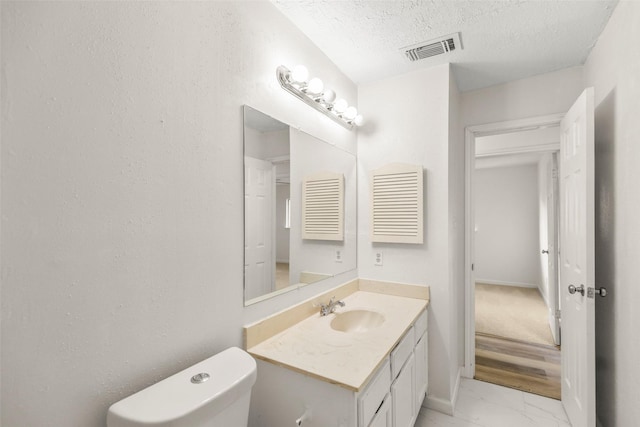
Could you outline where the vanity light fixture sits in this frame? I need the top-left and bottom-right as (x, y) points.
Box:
(276, 65), (363, 131)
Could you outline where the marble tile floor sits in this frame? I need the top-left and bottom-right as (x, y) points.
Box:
(416, 378), (571, 427)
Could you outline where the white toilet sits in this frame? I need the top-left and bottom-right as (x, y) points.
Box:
(107, 347), (257, 427)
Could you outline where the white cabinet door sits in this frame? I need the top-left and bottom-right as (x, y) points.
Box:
(359, 358), (391, 427)
(391, 353), (415, 427)
(414, 331), (428, 411)
(368, 394), (392, 427)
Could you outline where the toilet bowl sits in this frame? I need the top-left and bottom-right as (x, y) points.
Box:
(107, 347), (257, 427)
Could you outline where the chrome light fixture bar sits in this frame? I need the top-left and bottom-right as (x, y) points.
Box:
(276, 65), (363, 131)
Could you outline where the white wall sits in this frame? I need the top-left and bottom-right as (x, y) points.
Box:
(244, 128), (290, 160)
(289, 129), (357, 284)
(476, 126), (560, 156)
(358, 64), (462, 411)
(474, 164), (541, 287)
(462, 66), (585, 126)
(448, 67), (466, 382)
(275, 184), (290, 263)
(583, 2), (640, 426)
(0, 1), (358, 426)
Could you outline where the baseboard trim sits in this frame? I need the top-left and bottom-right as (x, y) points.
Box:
(425, 368), (463, 416)
(425, 395), (454, 416)
(475, 279), (538, 288)
(451, 367), (463, 411)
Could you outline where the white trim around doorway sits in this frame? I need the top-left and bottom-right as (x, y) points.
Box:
(463, 113), (564, 379)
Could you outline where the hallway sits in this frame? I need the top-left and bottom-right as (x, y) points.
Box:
(474, 283), (560, 398)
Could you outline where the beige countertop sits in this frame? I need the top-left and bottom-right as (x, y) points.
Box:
(247, 288), (428, 391)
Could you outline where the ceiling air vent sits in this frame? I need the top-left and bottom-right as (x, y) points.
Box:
(402, 32), (462, 62)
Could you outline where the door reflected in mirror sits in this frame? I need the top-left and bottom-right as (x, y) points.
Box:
(243, 106), (356, 305)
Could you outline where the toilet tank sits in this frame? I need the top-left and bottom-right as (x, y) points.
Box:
(107, 347), (257, 427)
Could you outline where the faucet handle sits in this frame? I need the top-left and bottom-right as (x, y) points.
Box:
(320, 297), (338, 316)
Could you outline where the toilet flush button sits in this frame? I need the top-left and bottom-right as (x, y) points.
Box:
(190, 373), (210, 384)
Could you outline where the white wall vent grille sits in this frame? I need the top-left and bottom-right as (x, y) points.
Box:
(370, 163), (423, 244)
(302, 172), (344, 241)
(402, 32), (462, 62)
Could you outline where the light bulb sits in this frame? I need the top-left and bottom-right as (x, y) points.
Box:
(333, 98), (348, 114)
(322, 89), (336, 103)
(291, 65), (309, 83)
(307, 77), (324, 94)
(354, 115), (364, 126)
(344, 106), (357, 120)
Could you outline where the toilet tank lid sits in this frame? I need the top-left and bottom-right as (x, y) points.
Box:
(107, 347), (257, 427)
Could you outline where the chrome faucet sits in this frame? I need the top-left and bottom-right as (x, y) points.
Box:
(320, 296), (345, 316)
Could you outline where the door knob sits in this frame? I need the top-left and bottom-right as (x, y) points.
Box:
(588, 287), (608, 298)
(541, 249), (549, 254)
(568, 284), (585, 296)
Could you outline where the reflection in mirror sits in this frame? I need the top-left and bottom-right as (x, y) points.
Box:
(243, 106), (356, 305)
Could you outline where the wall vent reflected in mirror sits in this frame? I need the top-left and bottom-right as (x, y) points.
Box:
(243, 106), (357, 305)
(302, 172), (344, 241)
(370, 163), (424, 244)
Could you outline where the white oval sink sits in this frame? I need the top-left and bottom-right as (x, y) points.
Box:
(330, 310), (385, 333)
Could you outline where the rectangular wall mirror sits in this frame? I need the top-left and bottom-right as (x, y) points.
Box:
(243, 105), (357, 305)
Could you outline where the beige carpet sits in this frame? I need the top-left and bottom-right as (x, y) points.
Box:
(475, 283), (555, 346)
(275, 262), (290, 290)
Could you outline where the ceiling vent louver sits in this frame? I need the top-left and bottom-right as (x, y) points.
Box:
(402, 32), (462, 62)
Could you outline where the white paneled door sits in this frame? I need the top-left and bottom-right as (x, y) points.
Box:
(547, 153), (560, 346)
(559, 88), (596, 427)
(244, 156), (275, 301)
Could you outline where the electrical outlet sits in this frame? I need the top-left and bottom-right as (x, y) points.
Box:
(335, 250), (342, 263)
(375, 252), (383, 266)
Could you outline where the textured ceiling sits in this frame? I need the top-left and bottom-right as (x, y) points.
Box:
(272, 0), (618, 91)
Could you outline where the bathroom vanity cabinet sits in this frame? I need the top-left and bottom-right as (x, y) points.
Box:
(389, 307), (428, 427)
(249, 308), (428, 427)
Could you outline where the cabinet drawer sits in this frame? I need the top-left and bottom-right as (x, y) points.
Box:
(390, 326), (414, 380)
(413, 309), (428, 345)
(358, 358), (391, 427)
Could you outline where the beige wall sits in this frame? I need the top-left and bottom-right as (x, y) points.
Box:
(0, 1), (357, 425)
(583, 2), (640, 426)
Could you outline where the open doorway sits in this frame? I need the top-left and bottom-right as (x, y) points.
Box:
(464, 115), (564, 399)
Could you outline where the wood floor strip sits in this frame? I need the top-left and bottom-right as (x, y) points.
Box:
(477, 332), (561, 352)
(475, 365), (561, 400)
(475, 333), (561, 400)
(476, 348), (560, 375)
(476, 355), (552, 379)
